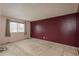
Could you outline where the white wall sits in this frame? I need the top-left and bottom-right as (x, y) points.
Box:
(0, 15), (31, 44)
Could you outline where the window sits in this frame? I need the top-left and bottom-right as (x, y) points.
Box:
(10, 22), (17, 32)
(10, 22), (25, 33)
(18, 23), (25, 32)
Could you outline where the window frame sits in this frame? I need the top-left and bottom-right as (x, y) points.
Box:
(10, 21), (25, 33)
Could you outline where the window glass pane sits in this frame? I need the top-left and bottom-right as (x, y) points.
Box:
(18, 23), (25, 32)
(10, 22), (17, 33)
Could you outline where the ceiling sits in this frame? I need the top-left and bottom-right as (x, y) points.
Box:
(0, 3), (78, 21)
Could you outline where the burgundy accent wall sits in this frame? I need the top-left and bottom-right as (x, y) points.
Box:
(77, 13), (79, 47)
(31, 13), (77, 47)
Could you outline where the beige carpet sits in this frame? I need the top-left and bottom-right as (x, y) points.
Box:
(0, 38), (78, 56)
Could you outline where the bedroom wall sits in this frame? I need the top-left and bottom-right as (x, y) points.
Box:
(77, 13), (79, 47)
(77, 5), (79, 48)
(0, 15), (31, 44)
(31, 13), (77, 47)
